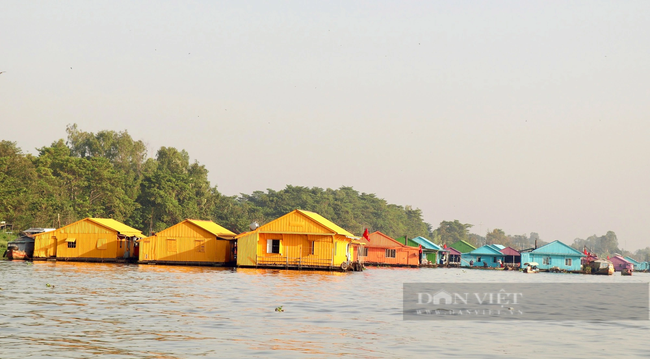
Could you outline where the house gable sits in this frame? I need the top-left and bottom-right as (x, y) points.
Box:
(258, 210), (353, 236)
(450, 240), (476, 253)
(531, 240), (585, 257)
(469, 245), (504, 256)
(410, 236), (442, 250)
(362, 231), (407, 248)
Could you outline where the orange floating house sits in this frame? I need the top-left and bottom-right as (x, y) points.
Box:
(139, 219), (237, 266)
(357, 231), (420, 267)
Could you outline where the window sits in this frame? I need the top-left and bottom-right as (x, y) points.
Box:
(167, 239), (177, 252)
(477, 256), (482, 263)
(360, 247), (368, 257)
(195, 240), (205, 253)
(66, 238), (76, 249)
(385, 249), (396, 258)
(565, 258), (572, 266)
(310, 241), (315, 255)
(97, 238), (107, 250)
(119, 240), (122, 248)
(493, 257), (498, 263)
(267, 239), (281, 254)
(543, 257), (550, 265)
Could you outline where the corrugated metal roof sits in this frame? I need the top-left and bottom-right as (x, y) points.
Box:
(450, 240), (476, 253)
(469, 245), (504, 255)
(88, 218), (143, 237)
(410, 236), (443, 250)
(187, 219), (236, 238)
(358, 231), (406, 248)
(530, 240), (585, 256)
(500, 247), (521, 256)
(624, 256), (640, 265)
(297, 210), (355, 237)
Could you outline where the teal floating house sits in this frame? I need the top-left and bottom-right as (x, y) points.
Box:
(520, 240), (585, 272)
(623, 256), (649, 272)
(461, 245), (505, 268)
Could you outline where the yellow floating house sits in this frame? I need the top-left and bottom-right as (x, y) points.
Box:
(139, 219), (237, 266)
(236, 209), (363, 271)
(33, 218), (143, 262)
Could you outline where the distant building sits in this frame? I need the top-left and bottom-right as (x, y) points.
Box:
(500, 247), (521, 267)
(610, 255), (634, 272)
(449, 240), (476, 254)
(461, 245), (505, 268)
(398, 236), (444, 265)
(520, 240), (585, 271)
(623, 256), (648, 271)
(357, 231), (419, 267)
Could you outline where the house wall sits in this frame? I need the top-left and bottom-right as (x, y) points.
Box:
(521, 253), (583, 271)
(139, 221), (232, 264)
(236, 232), (259, 267)
(255, 233), (344, 267)
(610, 258), (633, 271)
(460, 254), (504, 268)
(363, 247), (418, 266)
(33, 231), (57, 258)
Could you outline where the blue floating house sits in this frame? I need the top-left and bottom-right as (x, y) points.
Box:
(520, 240), (585, 271)
(461, 245), (505, 268)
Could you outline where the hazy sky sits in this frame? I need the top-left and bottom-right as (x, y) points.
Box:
(2, 1), (649, 250)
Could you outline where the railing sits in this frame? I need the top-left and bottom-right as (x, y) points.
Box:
(257, 256), (334, 268)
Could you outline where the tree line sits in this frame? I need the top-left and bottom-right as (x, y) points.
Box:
(0, 125), (432, 239)
(2, 125), (647, 262)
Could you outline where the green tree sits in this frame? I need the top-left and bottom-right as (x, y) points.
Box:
(486, 228), (511, 247)
(134, 147), (214, 233)
(435, 220), (473, 246)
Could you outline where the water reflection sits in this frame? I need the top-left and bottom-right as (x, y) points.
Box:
(0, 261), (648, 358)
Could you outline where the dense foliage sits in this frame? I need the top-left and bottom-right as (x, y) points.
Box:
(0, 125), (432, 240)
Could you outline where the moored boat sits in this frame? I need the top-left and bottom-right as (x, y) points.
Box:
(4, 228), (55, 260)
(589, 259), (614, 275)
(621, 268), (633, 276)
(523, 262), (539, 273)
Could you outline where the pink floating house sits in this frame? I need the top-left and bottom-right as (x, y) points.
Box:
(610, 255), (633, 272)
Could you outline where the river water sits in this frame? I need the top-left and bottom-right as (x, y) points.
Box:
(0, 261), (648, 358)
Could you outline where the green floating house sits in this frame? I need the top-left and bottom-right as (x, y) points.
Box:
(449, 240), (476, 254)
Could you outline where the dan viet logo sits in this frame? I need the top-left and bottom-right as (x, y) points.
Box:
(414, 289), (525, 316)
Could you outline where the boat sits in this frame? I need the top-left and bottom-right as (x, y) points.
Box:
(4, 228), (55, 260)
(621, 268), (633, 276)
(523, 262), (539, 273)
(589, 259), (614, 275)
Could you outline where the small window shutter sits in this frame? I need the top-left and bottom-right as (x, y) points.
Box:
(267, 239), (272, 253)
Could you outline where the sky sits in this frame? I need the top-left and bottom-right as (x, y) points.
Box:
(1, 1), (649, 250)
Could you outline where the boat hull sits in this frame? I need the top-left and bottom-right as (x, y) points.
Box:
(7, 248), (30, 260)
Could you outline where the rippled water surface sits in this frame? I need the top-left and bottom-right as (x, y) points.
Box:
(1, 261), (648, 358)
